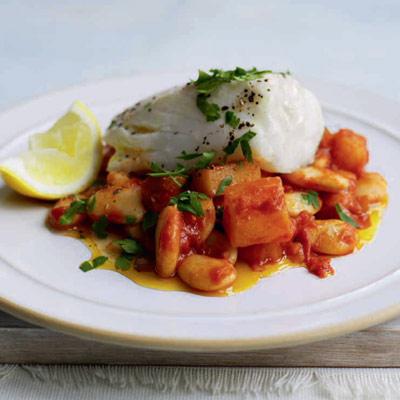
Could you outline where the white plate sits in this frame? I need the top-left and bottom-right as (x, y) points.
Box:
(0, 73), (399, 352)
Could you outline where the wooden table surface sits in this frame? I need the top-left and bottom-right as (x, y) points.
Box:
(1, 310), (400, 366)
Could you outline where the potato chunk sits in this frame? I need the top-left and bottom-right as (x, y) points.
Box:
(191, 162), (261, 197)
(331, 129), (369, 174)
(223, 177), (294, 247)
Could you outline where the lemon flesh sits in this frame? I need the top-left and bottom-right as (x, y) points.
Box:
(0, 101), (103, 200)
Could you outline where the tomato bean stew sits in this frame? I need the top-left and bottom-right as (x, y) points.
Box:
(48, 128), (388, 295)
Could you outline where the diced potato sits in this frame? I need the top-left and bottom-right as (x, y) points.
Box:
(310, 220), (358, 256)
(155, 205), (183, 278)
(223, 177), (295, 247)
(284, 191), (321, 217)
(89, 184), (145, 224)
(238, 242), (283, 270)
(191, 161), (261, 197)
(202, 230), (238, 265)
(355, 172), (388, 206)
(178, 254), (237, 292)
(331, 129), (369, 174)
(284, 166), (351, 193)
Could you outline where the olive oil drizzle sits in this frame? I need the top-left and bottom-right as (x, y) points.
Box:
(68, 204), (385, 297)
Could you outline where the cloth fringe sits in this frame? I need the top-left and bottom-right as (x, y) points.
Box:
(11, 366), (400, 398)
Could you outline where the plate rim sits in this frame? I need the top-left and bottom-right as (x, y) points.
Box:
(0, 74), (400, 351)
(1, 294), (400, 352)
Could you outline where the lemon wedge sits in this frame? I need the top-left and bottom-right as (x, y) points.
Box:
(0, 101), (103, 200)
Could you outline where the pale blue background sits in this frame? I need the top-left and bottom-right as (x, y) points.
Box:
(0, 0), (399, 111)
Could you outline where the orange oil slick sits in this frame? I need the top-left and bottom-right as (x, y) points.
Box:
(74, 205), (384, 296)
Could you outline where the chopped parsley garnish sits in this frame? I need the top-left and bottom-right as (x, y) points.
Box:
(196, 94), (221, 121)
(194, 151), (215, 169)
(60, 199), (86, 225)
(114, 238), (143, 256)
(125, 215), (136, 224)
(225, 111), (240, 128)
(92, 215), (109, 238)
(142, 211), (159, 231)
(148, 162), (187, 187)
(335, 204), (359, 228)
(177, 151), (215, 169)
(192, 67), (272, 122)
(302, 191), (320, 209)
(193, 67), (272, 95)
(223, 130), (257, 162)
(114, 238), (144, 271)
(177, 151), (205, 161)
(216, 176), (233, 196)
(170, 191), (209, 217)
(79, 256), (108, 272)
(87, 196), (96, 213)
(115, 255), (132, 270)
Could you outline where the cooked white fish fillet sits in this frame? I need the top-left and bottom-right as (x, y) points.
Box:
(105, 73), (324, 173)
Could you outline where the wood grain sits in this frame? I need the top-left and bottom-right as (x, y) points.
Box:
(1, 311), (400, 366)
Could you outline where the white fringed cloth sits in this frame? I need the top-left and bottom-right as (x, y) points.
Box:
(0, 366), (400, 399)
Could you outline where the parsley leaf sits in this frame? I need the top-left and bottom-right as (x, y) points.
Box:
(196, 94), (221, 121)
(194, 151), (215, 169)
(79, 256), (108, 272)
(225, 111), (240, 128)
(216, 176), (233, 196)
(60, 199), (87, 225)
(335, 204), (360, 228)
(223, 130), (257, 162)
(177, 151), (215, 170)
(177, 151), (204, 160)
(170, 191), (209, 217)
(148, 162), (187, 187)
(114, 238), (143, 256)
(92, 215), (109, 238)
(193, 67), (272, 95)
(142, 211), (159, 231)
(115, 255), (132, 270)
(301, 191), (320, 209)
